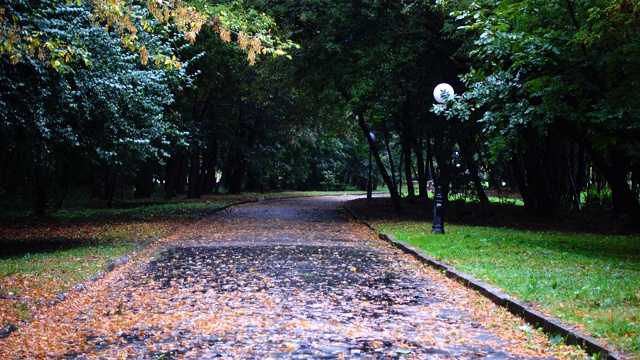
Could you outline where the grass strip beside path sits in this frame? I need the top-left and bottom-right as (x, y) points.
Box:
(376, 222), (640, 357)
(0, 197), (236, 328)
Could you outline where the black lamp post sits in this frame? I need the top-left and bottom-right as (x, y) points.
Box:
(367, 132), (376, 202)
(431, 83), (454, 234)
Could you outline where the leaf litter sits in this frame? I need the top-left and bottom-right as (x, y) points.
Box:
(0, 196), (589, 359)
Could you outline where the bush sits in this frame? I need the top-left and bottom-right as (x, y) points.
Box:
(583, 186), (612, 211)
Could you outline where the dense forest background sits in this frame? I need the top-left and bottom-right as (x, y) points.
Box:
(1, 0), (639, 227)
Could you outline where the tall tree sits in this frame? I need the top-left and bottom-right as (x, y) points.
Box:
(0, 0), (295, 213)
(437, 0), (640, 223)
(253, 0), (465, 210)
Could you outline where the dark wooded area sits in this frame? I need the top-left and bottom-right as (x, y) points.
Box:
(1, 0), (639, 229)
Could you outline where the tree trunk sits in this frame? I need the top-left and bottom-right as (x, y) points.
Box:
(164, 155), (176, 199)
(414, 137), (428, 201)
(227, 156), (245, 194)
(199, 99), (220, 195)
(336, 85), (401, 210)
(520, 127), (563, 216)
(164, 152), (186, 199)
(199, 139), (218, 195)
(575, 146), (587, 199)
(631, 162), (640, 204)
(607, 146), (633, 214)
(104, 166), (121, 207)
(400, 99), (415, 197)
(487, 161), (503, 192)
(398, 150), (404, 196)
(187, 151), (201, 199)
(566, 145), (583, 211)
(91, 172), (102, 200)
(558, 120), (640, 227)
(134, 160), (155, 199)
(426, 130), (436, 186)
(0, 131), (6, 188)
(168, 153), (188, 197)
(510, 156), (534, 213)
(599, 147), (640, 229)
(459, 138), (489, 203)
(402, 143), (414, 197)
(33, 159), (49, 218)
(357, 110), (402, 211)
(385, 140), (398, 192)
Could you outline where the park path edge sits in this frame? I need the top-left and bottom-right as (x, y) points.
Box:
(343, 202), (623, 360)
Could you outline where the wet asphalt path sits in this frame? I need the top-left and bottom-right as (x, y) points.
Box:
(11, 196), (570, 359)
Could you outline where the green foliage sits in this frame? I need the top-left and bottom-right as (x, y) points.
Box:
(438, 0), (640, 159)
(1, 0), (297, 70)
(0, 0), (299, 212)
(432, 0), (640, 220)
(0, 2), (191, 212)
(584, 186), (613, 212)
(250, 0), (463, 201)
(0, 0), (92, 73)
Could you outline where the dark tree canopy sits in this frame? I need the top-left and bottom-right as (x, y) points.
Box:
(1, 0), (639, 228)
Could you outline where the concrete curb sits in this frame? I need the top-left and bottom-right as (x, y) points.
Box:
(344, 204), (622, 360)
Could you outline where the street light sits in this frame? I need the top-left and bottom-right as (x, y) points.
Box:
(367, 132), (376, 202)
(431, 83), (454, 234)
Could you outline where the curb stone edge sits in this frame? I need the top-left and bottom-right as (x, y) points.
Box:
(343, 204), (622, 360)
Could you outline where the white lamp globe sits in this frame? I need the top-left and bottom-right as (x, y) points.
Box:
(433, 83), (454, 104)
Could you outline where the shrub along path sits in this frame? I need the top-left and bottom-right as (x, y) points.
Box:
(0, 196), (587, 358)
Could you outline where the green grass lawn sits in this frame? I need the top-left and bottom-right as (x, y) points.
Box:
(377, 222), (640, 356)
(0, 195), (238, 324)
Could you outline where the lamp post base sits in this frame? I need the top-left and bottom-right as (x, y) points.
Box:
(367, 147), (373, 202)
(431, 227), (445, 234)
(431, 184), (445, 234)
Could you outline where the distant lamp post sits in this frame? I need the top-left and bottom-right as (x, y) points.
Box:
(367, 132), (376, 202)
(431, 83), (454, 234)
